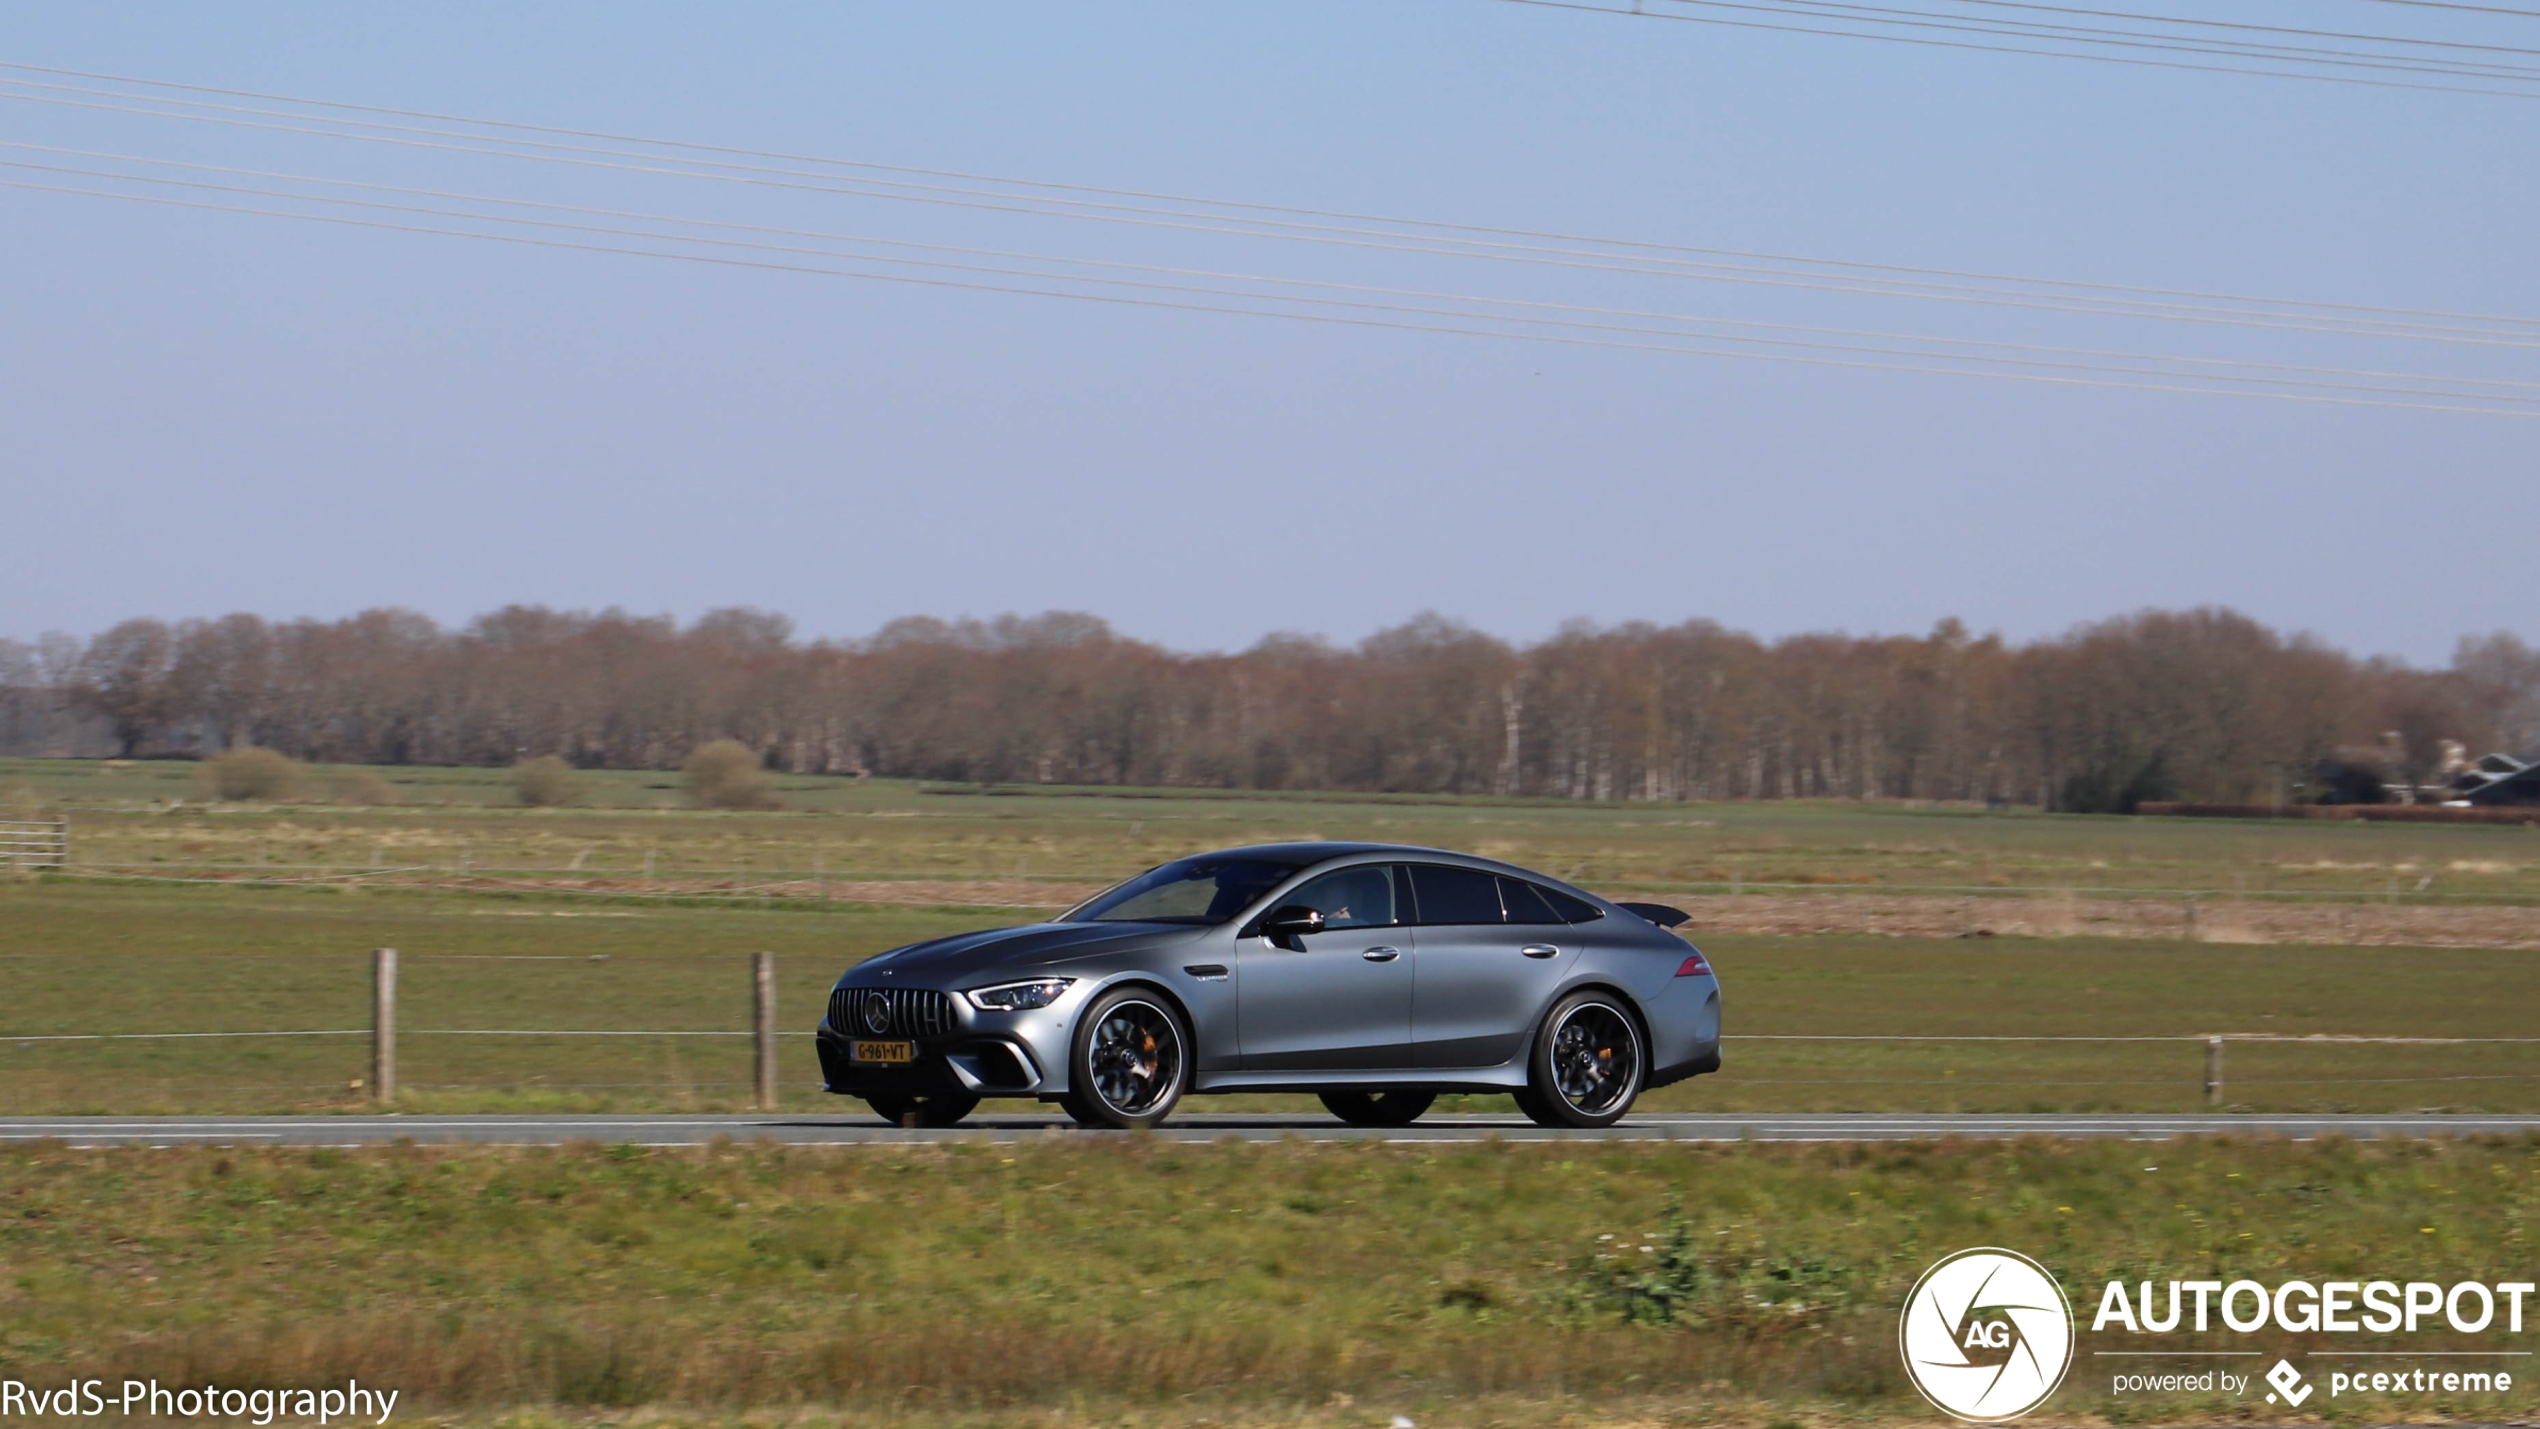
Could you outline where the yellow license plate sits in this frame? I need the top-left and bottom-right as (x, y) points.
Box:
(851, 1040), (913, 1064)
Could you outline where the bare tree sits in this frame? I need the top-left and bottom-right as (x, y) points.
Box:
(73, 618), (178, 757)
(6, 600), (2522, 809)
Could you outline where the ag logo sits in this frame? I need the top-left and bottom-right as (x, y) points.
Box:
(1900, 1248), (2075, 1422)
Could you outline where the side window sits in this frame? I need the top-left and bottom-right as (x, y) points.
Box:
(1499, 877), (1565, 926)
(1280, 865), (1400, 930)
(1408, 864), (1503, 926)
(1536, 885), (1605, 924)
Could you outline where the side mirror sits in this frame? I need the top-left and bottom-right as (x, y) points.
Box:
(1258, 904), (1325, 950)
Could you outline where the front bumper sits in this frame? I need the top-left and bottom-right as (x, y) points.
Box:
(814, 1023), (1051, 1097)
(816, 977), (1084, 1099)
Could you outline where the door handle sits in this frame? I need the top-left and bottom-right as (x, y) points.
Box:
(1520, 944), (1561, 959)
(1361, 947), (1401, 962)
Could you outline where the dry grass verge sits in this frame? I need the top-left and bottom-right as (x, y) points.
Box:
(3, 1137), (2536, 1423)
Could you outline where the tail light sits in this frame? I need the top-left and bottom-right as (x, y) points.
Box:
(1674, 952), (1712, 977)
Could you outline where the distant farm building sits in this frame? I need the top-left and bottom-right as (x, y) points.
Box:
(2449, 752), (2540, 806)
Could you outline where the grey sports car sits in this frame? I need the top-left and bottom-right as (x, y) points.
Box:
(815, 843), (1721, 1129)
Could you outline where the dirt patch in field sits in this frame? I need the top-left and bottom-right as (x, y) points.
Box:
(56, 868), (2540, 947)
(458, 874), (1112, 908)
(1658, 891), (2540, 950)
(794, 878), (1102, 908)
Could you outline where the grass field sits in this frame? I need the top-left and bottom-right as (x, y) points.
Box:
(9, 763), (2539, 1427)
(8, 759), (2538, 1115)
(3, 1136), (2534, 1426)
(10, 757), (2540, 903)
(6, 880), (2539, 1115)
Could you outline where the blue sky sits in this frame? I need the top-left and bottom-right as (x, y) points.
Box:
(2, 2), (2533, 660)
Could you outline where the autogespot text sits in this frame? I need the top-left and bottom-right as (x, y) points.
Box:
(2093, 1278), (2536, 1334)
(0, 1379), (397, 1424)
(2092, 1277), (2532, 1408)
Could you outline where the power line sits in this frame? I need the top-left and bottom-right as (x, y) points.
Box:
(2355, 0), (2540, 19)
(3, 78), (2536, 355)
(1499, 0), (2540, 98)
(6, 171), (2533, 416)
(16, 144), (2534, 402)
(1641, 0), (2540, 80)
(1661, 0), (2540, 80)
(3, 60), (2532, 414)
(2, 60), (2534, 340)
(1914, 0), (2540, 59)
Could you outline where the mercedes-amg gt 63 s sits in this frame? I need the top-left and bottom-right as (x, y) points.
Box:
(816, 843), (1721, 1130)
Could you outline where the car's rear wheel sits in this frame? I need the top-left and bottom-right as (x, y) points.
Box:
(1058, 988), (1189, 1130)
(1516, 992), (1646, 1129)
(1319, 1090), (1436, 1127)
(865, 1091), (980, 1128)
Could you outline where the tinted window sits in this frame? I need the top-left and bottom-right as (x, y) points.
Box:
(1534, 883), (1595, 928)
(1538, 885), (1605, 923)
(1065, 856), (1306, 925)
(1280, 865), (1400, 930)
(1498, 877), (1565, 925)
(1408, 864), (1503, 925)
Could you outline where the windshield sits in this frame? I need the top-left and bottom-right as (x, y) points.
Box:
(1062, 856), (1306, 925)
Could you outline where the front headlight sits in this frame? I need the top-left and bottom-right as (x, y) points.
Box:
(965, 978), (1073, 1011)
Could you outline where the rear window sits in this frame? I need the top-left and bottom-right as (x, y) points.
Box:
(1536, 884), (1605, 924)
(1499, 877), (1566, 925)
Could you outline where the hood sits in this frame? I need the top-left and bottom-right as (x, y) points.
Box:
(842, 921), (1204, 985)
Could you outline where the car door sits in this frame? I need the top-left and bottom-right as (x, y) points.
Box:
(1406, 865), (1579, 1068)
(1235, 863), (1412, 1070)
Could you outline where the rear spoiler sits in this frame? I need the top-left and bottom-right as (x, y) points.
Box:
(1617, 901), (1690, 929)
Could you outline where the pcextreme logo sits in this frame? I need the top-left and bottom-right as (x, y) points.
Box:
(1900, 1248), (2077, 1422)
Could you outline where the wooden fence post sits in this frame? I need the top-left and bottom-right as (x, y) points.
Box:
(2203, 1036), (2224, 1108)
(373, 948), (398, 1106)
(753, 951), (778, 1112)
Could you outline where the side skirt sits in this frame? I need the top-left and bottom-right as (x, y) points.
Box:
(1191, 1064), (1529, 1096)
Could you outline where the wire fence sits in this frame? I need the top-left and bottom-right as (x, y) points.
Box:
(8, 946), (2540, 1112)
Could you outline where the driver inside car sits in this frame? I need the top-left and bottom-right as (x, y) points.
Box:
(1288, 867), (1395, 930)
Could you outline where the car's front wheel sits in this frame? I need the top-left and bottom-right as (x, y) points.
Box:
(865, 1091), (980, 1128)
(1058, 987), (1190, 1130)
(1515, 992), (1646, 1129)
(1319, 1090), (1435, 1127)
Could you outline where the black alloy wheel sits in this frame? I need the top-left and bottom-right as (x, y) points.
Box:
(865, 1091), (981, 1128)
(1516, 992), (1646, 1129)
(1318, 1090), (1437, 1127)
(1059, 988), (1190, 1130)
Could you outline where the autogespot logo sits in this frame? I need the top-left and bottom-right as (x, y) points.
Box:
(1901, 1248), (2077, 1422)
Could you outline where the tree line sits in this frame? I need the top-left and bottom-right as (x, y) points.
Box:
(3, 605), (2534, 809)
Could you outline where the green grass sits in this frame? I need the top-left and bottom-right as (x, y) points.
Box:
(6, 881), (2539, 1115)
(2, 1136), (2534, 1424)
(10, 756), (2540, 901)
(0, 882), (980, 1114)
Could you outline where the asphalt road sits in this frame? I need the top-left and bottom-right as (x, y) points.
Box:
(5, 1111), (2539, 1147)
